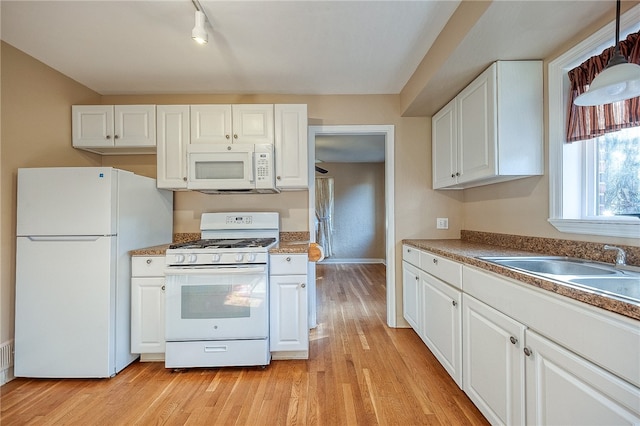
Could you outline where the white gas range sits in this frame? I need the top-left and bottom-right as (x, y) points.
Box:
(164, 212), (279, 369)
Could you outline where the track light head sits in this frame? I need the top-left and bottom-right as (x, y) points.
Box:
(192, 10), (208, 45)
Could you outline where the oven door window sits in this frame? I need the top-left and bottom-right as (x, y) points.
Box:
(181, 284), (254, 319)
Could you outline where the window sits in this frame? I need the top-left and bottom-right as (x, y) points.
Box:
(548, 5), (640, 239)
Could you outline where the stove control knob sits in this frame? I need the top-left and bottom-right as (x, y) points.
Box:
(235, 253), (244, 262)
(212, 254), (221, 263)
(175, 254), (185, 263)
(247, 253), (257, 262)
(187, 254), (197, 263)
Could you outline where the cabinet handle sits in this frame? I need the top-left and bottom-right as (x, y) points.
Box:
(183, 177), (187, 181)
(456, 172), (460, 176)
(415, 276), (419, 281)
(161, 285), (165, 291)
(285, 257), (291, 262)
(225, 134), (230, 139)
(433, 258), (438, 265)
(523, 347), (532, 357)
(451, 173), (455, 178)
(106, 135), (111, 140)
(233, 134), (238, 139)
(301, 283), (306, 288)
(510, 336), (518, 345)
(277, 176), (281, 180)
(114, 135), (119, 139)
(146, 259), (152, 264)
(452, 300), (457, 307)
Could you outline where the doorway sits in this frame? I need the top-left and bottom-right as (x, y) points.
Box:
(308, 125), (396, 328)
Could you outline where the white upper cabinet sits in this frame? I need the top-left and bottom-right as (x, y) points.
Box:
(274, 104), (308, 189)
(72, 105), (156, 154)
(190, 104), (274, 145)
(156, 105), (189, 190)
(432, 61), (543, 189)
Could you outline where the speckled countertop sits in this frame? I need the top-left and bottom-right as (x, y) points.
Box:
(403, 232), (640, 321)
(129, 232), (311, 256)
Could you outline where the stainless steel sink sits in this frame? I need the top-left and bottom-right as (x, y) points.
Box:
(567, 277), (640, 303)
(481, 257), (618, 276)
(478, 256), (640, 303)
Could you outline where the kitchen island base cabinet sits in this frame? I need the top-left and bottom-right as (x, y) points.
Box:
(269, 254), (309, 360)
(131, 255), (166, 361)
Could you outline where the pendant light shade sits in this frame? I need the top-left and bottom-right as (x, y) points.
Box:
(192, 10), (208, 45)
(574, 0), (640, 106)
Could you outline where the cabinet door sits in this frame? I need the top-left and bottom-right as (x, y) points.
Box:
(157, 105), (189, 189)
(190, 105), (232, 144)
(525, 329), (640, 425)
(432, 98), (458, 189)
(113, 105), (156, 147)
(72, 105), (114, 148)
(402, 261), (421, 332)
(275, 104), (308, 189)
(131, 277), (165, 354)
(457, 63), (496, 184)
(463, 294), (526, 426)
(421, 272), (462, 387)
(270, 274), (308, 352)
(232, 104), (274, 144)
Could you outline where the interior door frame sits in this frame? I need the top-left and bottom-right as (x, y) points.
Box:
(308, 124), (396, 328)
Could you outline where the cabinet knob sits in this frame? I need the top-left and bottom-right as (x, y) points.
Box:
(277, 176), (281, 180)
(285, 257), (291, 262)
(301, 283), (306, 288)
(161, 285), (165, 291)
(146, 259), (152, 264)
(183, 177), (187, 181)
(233, 134), (238, 139)
(451, 173), (455, 178)
(452, 300), (457, 307)
(523, 347), (532, 357)
(226, 134), (230, 139)
(510, 336), (518, 345)
(433, 258), (438, 265)
(455, 172), (460, 177)
(106, 135), (111, 140)
(415, 276), (419, 281)
(114, 135), (119, 139)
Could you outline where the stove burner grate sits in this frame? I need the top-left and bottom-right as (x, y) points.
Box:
(169, 237), (276, 250)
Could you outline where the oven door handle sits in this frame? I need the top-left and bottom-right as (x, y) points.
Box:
(164, 266), (267, 276)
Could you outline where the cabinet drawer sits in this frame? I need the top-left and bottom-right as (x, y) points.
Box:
(270, 254), (307, 275)
(132, 256), (165, 277)
(402, 244), (421, 267)
(420, 251), (462, 289)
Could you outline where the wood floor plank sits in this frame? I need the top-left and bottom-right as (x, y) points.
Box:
(1, 264), (488, 425)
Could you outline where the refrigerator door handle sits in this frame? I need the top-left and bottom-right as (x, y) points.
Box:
(25, 236), (107, 242)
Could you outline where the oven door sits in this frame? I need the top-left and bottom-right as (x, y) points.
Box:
(164, 265), (268, 341)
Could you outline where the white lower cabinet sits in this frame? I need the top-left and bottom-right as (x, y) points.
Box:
(269, 254), (309, 359)
(421, 271), (462, 387)
(131, 255), (166, 360)
(525, 329), (640, 425)
(402, 244), (462, 386)
(463, 294), (526, 425)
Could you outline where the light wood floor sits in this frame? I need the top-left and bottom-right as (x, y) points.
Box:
(1, 264), (488, 425)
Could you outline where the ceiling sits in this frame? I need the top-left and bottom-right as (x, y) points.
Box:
(0, 1), (623, 162)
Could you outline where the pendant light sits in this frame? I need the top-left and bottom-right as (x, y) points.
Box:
(192, 10), (208, 45)
(574, 0), (640, 106)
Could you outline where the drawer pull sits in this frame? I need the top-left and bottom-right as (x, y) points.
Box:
(146, 259), (152, 264)
(285, 257), (291, 262)
(433, 258), (438, 265)
(523, 347), (532, 357)
(510, 336), (518, 345)
(452, 300), (457, 307)
(301, 283), (306, 288)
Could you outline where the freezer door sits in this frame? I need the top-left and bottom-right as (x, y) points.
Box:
(14, 236), (118, 378)
(17, 167), (118, 236)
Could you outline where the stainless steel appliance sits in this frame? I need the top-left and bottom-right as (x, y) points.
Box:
(164, 212), (279, 368)
(186, 143), (279, 193)
(15, 167), (173, 378)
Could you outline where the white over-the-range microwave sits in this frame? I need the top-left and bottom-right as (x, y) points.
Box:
(186, 143), (279, 194)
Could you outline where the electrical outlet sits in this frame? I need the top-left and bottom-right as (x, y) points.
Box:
(436, 217), (449, 230)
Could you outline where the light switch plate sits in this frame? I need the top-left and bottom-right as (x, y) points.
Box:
(436, 218), (449, 229)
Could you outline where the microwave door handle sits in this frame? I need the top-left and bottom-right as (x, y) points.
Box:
(250, 153), (256, 183)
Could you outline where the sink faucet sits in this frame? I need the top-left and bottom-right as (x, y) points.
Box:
(604, 245), (627, 265)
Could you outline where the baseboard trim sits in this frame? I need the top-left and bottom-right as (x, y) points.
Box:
(1, 340), (15, 386)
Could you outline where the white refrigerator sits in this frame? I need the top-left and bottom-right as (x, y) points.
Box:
(15, 167), (173, 378)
